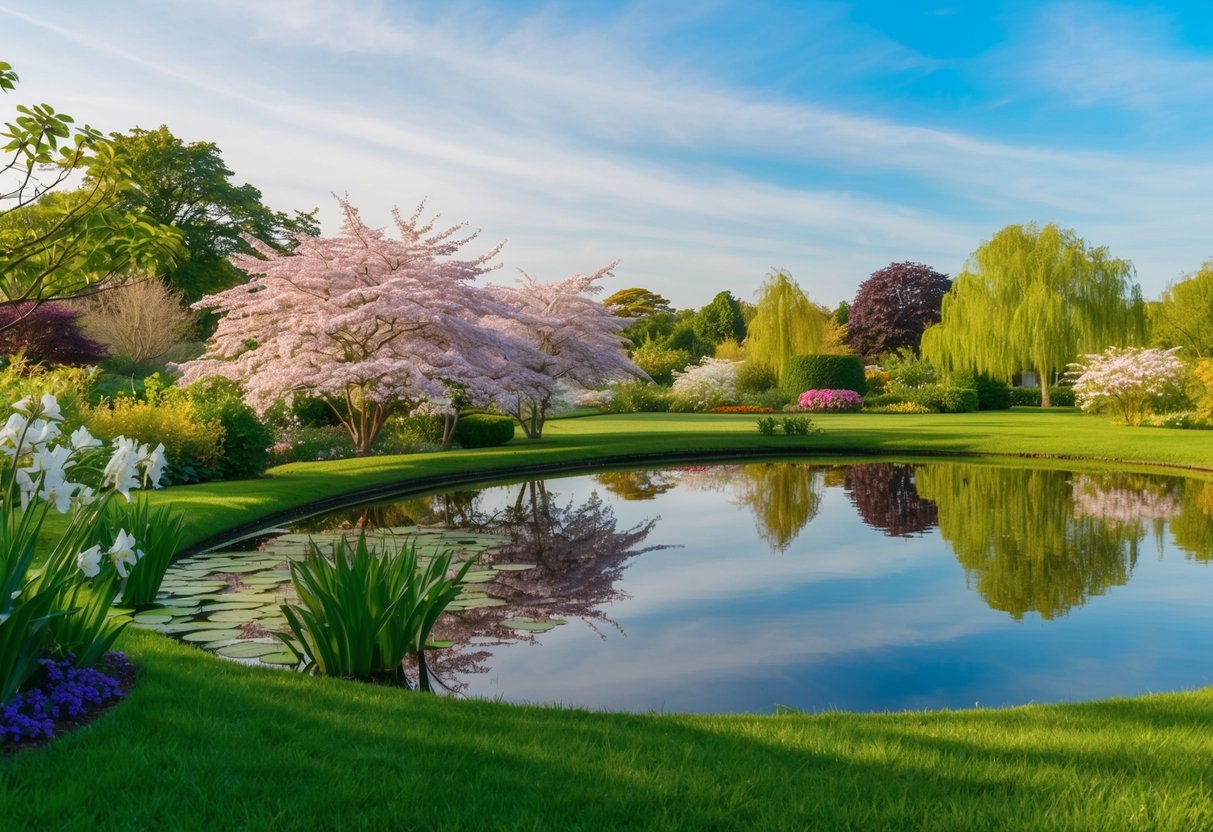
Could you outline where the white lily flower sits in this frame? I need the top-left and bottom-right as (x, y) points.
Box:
(72, 484), (97, 507)
(0, 412), (27, 452)
(107, 529), (142, 578)
(23, 419), (59, 450)
(11, 397), (31, 414)
(39, 471), (75, 514)
(76, 544), (103, 578)
(102, 436), (140, 501)
(69, 425), (101, 450)
(14, 467), (36, 510)
(141, 442), (166, 489)
(39, 393), (62, 422)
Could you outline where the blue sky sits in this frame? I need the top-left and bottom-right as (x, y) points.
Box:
(3, 0), (1211, 309)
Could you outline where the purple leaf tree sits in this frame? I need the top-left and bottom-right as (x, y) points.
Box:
(847, 262), (951, 359)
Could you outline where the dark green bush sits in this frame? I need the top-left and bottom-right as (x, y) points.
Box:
(911, 385), (978, 413)
(453, 414), (515, 448)
(782, 354), (866, 396)
(1009, 386), (1077, 407)
(183, 377), (274, 480)
(605, 382), (671, 413)
(293, 394), (343, 427)
(741, 388), (792, 410)
(951, 371), (1012, 411)
(863, 392), (911, 409)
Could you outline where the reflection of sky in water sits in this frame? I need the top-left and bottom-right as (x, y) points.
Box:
(419, 466), (1213, 713)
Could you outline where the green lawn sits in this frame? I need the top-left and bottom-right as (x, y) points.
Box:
(5, 409), (1213, 831)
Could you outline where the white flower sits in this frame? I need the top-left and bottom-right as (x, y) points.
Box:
(76, 544), (103, 578)
(72, 484), (97, 507)
(0, 412), (27, 453)
(141, 442), (166, 489)
(69, 425), (101, 450)
(102, 436), (141, 501)
(11, 397), (31, 414)
(39, 393), (62, 422)
(107, 529), (142, 578)
(23, 419), (59, 450)
(39, 470), (75, 514)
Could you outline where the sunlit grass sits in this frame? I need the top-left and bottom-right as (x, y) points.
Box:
(8, 409), (1213, 830)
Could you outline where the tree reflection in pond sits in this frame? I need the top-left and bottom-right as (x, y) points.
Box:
(843, 463), (938, 537)
(1170, 479), (1213, 562)
(916, 465), (1145, 620)
(731, 463), (822, 552)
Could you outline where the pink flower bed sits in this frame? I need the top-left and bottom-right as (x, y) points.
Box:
(797, 388), (864, 412)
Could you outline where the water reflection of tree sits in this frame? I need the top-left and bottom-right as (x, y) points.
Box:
(1170, 479), (1213, 562)
(290, 490), (483, 532)
(915, 464), (1144, 620)
(594, 469), (681, 501)
(843, 463), (938, 537)
(727, 463), (823, 552)
(417, 481), (668, 689)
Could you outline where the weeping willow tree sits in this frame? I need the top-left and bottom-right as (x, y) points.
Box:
(746, 269), (829, 382)
(915, 463), (1143, 620)
(921, 223), (1146, 407)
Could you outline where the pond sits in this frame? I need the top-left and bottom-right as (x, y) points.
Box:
(143, 460), (1213, 714)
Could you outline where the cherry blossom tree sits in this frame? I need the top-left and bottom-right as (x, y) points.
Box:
(488, 265), (648, 438)
(178, 198), (549, 455)
(1068, 346), (1184, 425)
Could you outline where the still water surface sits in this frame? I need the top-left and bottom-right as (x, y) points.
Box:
(162, 460), (1213, 714)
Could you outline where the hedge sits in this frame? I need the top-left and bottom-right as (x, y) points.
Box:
(1009, 386), (1077, 407)
(453, 414), (516, 448)
(782, 354), (866, 396)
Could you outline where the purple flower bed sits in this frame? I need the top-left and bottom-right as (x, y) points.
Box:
(798, 388), (864, 412)
(1, 652), (130, 745)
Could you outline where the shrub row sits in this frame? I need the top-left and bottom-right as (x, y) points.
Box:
(864, 385), (978, 413)
(1009, 386), (1077, 407)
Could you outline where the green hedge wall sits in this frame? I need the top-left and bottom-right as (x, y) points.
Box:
(782, 354), (866, 396)
(453, 414), (516, 448)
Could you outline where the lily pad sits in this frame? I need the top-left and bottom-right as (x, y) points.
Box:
(207, 610), (262, 623)
(258, 651), (301, 666)
(491, 563), (536, 572)
(182, 628), (244, 643)
(132, 614), (173, 626)
(215, 641), (285, 659)
(500, 617), (566, 633)
(460, 570), (499, 584)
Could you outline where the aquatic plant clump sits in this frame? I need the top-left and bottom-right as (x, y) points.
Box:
(0, 652), (130, 745)
(798, 388), (864, 412)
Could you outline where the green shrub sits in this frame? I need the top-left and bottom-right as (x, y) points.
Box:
(630, 342), (692, 386)
(782, 354), (866, 396)
(867, 401), (933, 414)
(755, 416), (778, 436)
(181, 378), (274, 481)
(605, 382), (671, 413)
(951, 371), (1012, 410)
(881, 348), (936, 388)
(292, 394), (343, 428)
(1009, 386), (1077, 407)
(0, 357), (97, 427)
(735, 360), (777, 394)
(453, 414), (515, 449)
(911, 385), (979, 413)
(741, 388), (792, 410)
(863, 392), (911, 409)
(85, 397), (224, 484)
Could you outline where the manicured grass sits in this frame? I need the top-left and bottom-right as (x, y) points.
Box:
(7, 409), (1213, 830)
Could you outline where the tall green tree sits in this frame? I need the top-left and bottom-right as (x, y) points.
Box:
(1150, 260), (1213, 358)
(602, 287), (673, 318)
(746, 269), (828, 382)
(0, 61), (181, 327)
(100, 125), (318, 302)
(693, 290), (746, 345)
(921, 223), (1146, 406)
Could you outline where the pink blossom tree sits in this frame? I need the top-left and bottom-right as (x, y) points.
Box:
(1069, 346), (1184, 425)
(488, 265), (648, 438)
(178, 198), (549, 455)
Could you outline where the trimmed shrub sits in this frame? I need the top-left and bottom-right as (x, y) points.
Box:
(911, 385), (978, 413)
(1009, 386), (1077, 407)
(950, 370), (1012, 410)
(782, 354), (866, 396)
(453, 414), (515, 449)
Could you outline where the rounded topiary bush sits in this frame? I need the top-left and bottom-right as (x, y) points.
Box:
(782, 354), (866, 396)
(453, 414), (515, 448)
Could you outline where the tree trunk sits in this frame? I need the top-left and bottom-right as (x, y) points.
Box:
(440, 411), (459, 450)
(1039, 369), (1051, 408)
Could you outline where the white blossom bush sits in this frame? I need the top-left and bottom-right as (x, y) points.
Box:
(0, 394), (165, 704)
(671, 358), (739, 411)
(575, 388), (616, 409)
(1069, 347), (1185, 426)
(1072, 474), (1181, 525)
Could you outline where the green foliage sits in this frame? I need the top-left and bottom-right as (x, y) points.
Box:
(747, 269), (829, 381)
(866, 401), (934, 414)
(950, 370), (1012, 410)
(95, 498), (185, 607)
(911, 386), (979, 414)
(103, 125), (318, 303)
(279, 534), (473, 688)
(922, 222), (1146, 407)
(755, 416), (778, 436)
(781, 354), (866, 395)
(630, 341), (692, 386)
(0, 356), (96, 426)
(881, 347), (937, 388)
(755, 415), (819, 436)
(452, 414), (515, 449)
(291, 394), (343, 428)
(604, 382), (671, 413)
(42, 571), (125, 669)
(693, 291), (746, 345)
(1009, 387), (1078, 407)
(662, 317), (714, 361)
(735, 360), (777, 394)
(1151, 261), (1213, 358)
(182, 377), (273, 480)
(601, 287), (673, 319)
(85, 396), (223, 483)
